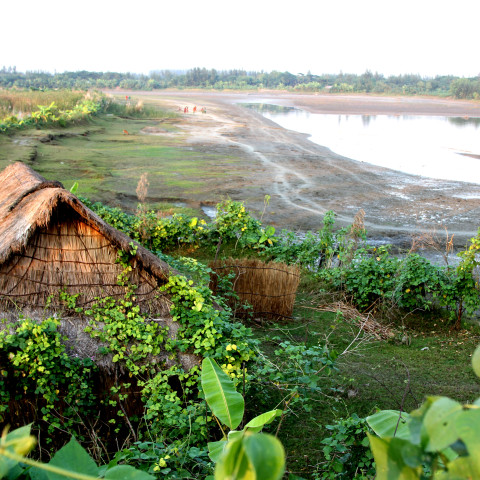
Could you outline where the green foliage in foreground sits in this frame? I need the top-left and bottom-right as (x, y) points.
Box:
(318, 414), (375, 479)
(0, 234), (338, 477)
(2, 196), (480, 478)
(201, 357), (285, 480)
(365, 343), (480, 479)
(0, 424), (154, 480)
(4, 344), (480, 480)
(0, 317), (96, 439)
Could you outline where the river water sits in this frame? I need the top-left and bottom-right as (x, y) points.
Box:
(244, 103), (480, 185)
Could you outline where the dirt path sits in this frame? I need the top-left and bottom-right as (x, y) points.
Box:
(118, 91), (480, 247)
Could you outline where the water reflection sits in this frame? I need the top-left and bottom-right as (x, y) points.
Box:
(240, 103), (296, 114)
(447, 116), (480, 127)
(244, 103), (480, 184)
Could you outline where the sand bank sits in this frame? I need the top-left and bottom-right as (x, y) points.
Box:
(120, 91), (480, 247)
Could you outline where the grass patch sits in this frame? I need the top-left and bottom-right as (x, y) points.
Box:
(239, 285), (480, 477)
(0, 113), (248, 214)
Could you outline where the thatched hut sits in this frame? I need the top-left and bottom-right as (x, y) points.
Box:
(0, 162), (172, 313)
(0, 162), (203, 368)
(0, 163), (203, 440)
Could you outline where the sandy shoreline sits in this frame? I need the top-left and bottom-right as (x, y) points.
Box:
(117, 90), (480, 247)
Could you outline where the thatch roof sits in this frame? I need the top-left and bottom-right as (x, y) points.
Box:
(0, 162), (171, 282)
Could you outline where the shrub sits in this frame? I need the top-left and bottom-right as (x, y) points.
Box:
(317, 414), (375, 479)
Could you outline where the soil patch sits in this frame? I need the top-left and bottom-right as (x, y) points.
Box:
(113, 91), (480, 248)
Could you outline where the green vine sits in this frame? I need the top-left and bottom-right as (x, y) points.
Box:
(0, 317), (96, 441)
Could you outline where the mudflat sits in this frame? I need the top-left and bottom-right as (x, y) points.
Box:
(115, 91), (480, 247)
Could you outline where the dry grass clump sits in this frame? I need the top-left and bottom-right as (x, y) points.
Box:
(312, 301), (395, 340)
(136, 173), (149, 204)
(409, 226), (454, 265)
(210, 258), (301, 319)
(0, 89), (84, 118)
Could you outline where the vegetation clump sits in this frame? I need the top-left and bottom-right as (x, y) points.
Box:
(2, 66), (480, 98)
(2, 177), (480, 478)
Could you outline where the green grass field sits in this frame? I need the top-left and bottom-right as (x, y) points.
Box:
(0, 111), (246, 214)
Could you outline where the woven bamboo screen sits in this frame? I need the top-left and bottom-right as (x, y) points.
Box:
(209, 258), (301, 319)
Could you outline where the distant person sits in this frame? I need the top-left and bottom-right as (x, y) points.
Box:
(193, 106), (197, 113)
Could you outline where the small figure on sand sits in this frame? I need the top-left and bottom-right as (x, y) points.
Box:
(193, 106), (197, 113)
(201, 107), (206, 114)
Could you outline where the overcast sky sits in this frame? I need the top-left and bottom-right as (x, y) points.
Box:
(3, 0), (478, 78)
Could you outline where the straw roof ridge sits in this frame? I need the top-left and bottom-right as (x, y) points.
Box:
(0, 162), (173, 280)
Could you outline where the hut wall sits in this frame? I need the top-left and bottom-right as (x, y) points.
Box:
(0, 214), (170, 315)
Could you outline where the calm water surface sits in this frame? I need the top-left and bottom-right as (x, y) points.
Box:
(244, 103), (480, 184)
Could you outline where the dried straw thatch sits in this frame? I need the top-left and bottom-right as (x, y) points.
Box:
(209, 258), (301, 319)
(312, 301), (395, 340)
(0, 162), (173, 314)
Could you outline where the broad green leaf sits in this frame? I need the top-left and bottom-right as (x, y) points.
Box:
(28, 465), (49, 480)
(215, 434), (285, 480)
(368, 434), (421, 480)
(439, 456), (480, 479)
(202, 357), (244, 430)
(208, 440), (227, 463)
(452, 408), (480, 472)
(104, 465), (155, 480)
(69, 182), (78, 194)
(242, 433), (285, 480)
(228, 430), (243, 442)
(423, 397), (462, 452)
(366, 410), (411, 440)
(215, 438), (250, 480)
(244, 409), (283, 433)
(47, 437), (98, 480)
(472, 345), (480, 377)
(399, 442), (422, 468)
(3, 424), (33, 444)
(5, 463), (27, 480)
(0, 425), (35, 479)
(472, 343), (480, 379)
(409, 399), (434, 447)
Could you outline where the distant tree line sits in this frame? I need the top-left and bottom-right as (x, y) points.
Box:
(1, 66), (480, 99)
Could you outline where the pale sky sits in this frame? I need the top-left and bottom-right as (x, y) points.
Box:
(3, 0), (478, 78)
